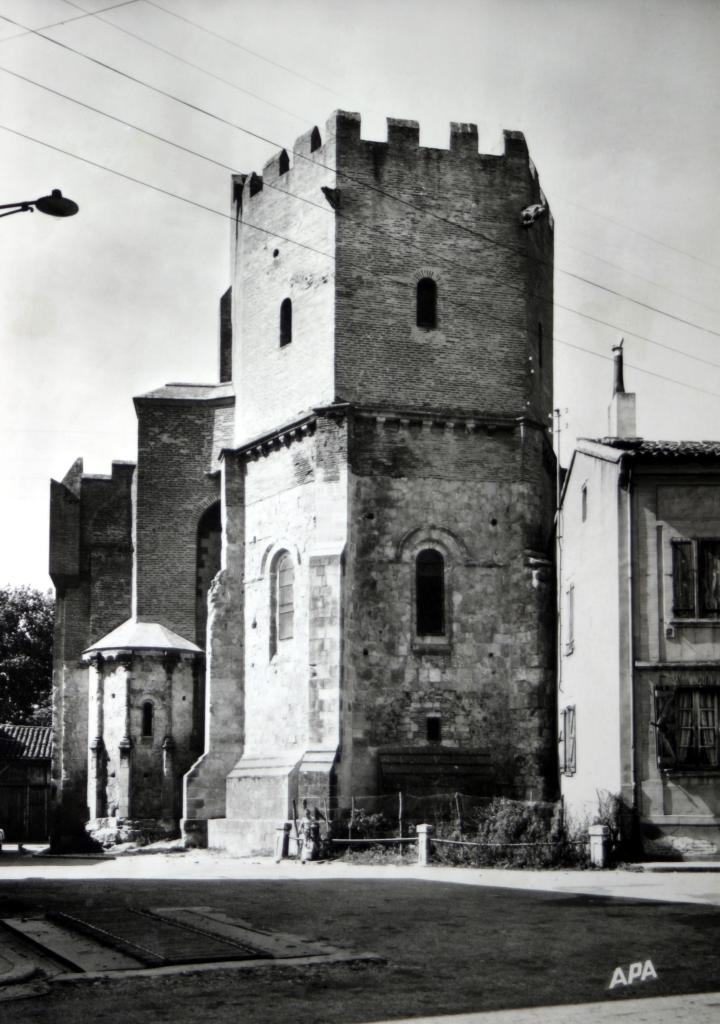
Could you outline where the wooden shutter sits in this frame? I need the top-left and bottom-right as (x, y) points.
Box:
(699, 541), (720, 617)
(566, 706), (576, 775)
(671, 541), (695, 618)
(653, 687), (677, 770)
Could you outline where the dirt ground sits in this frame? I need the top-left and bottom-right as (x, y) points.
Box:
(2, 872), (720, 1024)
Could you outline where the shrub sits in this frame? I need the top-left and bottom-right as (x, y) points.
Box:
(432, 798), (589, 869)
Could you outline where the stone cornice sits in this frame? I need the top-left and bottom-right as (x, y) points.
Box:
(224, 403), (547, 462)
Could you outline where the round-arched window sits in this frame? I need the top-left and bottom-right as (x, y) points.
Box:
(416, 277), (437, 329)
(416, 548), (445, 635)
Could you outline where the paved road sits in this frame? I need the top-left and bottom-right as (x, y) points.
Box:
(1, 850), (719, 1023)
(370, 991), (720, 1023)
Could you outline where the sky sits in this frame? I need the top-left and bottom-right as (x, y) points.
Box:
(1, 0), (719, 590)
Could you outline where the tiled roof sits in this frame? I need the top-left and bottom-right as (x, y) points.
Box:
(590, 439), (720, 459)
(0, 724), (52, 761)
(637, 440), (720, 458)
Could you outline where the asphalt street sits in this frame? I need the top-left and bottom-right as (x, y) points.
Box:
(0, 850), (719, 1023)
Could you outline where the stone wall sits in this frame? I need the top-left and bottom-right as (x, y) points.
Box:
(345, 413), (556, 800)
(86, 651), (199, 837)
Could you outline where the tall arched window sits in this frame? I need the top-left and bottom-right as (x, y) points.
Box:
(416, 277), (437, 329)
(141, 701), (154, 738)
(416, 548), (445, 635)
(280, 298), (292, 347)
(270, 551), (294, 657)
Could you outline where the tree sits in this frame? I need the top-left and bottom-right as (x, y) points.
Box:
(0, 585), (54, 725)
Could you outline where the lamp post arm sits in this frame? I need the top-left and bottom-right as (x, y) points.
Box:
(0, 202), (34, 217)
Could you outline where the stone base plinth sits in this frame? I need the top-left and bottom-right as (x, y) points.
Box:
(207, 817), (281, 856)
(87, 816), (178, 848)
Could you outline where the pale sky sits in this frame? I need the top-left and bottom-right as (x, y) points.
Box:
(1, 0), (719, 589)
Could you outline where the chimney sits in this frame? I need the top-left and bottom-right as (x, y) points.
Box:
(607, 340), (637, 439)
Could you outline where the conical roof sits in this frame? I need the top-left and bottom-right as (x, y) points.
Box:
(83, 618), (202, 656)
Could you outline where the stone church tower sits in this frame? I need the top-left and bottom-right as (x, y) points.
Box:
(50, 111), (556, 852)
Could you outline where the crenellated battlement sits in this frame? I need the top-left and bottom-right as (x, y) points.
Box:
(236, 110), (542, 212)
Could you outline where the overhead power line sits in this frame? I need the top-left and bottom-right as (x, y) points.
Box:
(6, 7), (720, 343)
(555, 196), (720, 274)
(133, 2), (720, 287)
(0, 0), (140, 43)
(556, 241), (720, 318)
(58, 0), (307, 123)
(4, 63), (720, 379)
(556, 338), (720, 403)
(4, 120), (720, 407)
(0, 66), (236, 172)
(142, 0), (339, 98)
(55, 0), (720, 297)
(0, 123), (333, 261)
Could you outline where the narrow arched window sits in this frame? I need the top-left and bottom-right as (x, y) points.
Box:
(416, 277), (437, 329)
(310, 127), (321, 152)
(270, 551), (294, 657)
(416, 548), (445, 635)
(278, 149), (290, 175)
(280, 298), (292, 347)
(142, 701), (154, 738)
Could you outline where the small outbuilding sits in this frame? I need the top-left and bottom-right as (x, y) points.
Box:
(0, 724), (52, 842)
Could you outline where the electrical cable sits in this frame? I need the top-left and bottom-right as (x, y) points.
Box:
(0, 123), (334, 261)
(58, 0), (308, 123)
(555, 196), (720, 274)
(3, 105), (720, 385)
(142, 0), (339, 98)
(4, 8), (719, 342)
(0, 0), (139, 43)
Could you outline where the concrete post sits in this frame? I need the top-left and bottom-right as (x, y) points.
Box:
(589, 823), (611, 868)
(416, 823), (433, 866)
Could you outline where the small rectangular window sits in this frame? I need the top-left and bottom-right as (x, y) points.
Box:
(426, 716), (441, 743)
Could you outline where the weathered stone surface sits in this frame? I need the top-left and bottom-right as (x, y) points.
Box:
(52, 112), (557, 854)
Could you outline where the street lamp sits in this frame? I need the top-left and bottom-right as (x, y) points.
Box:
(0, 189), (79, 220)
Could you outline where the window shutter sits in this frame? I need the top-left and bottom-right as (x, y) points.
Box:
(699, 541), (720, 617)
(672, 541), (694, 618)
(653, 687), (677, 770)
(566, 706), (576, 775)
(558, 715), (566, 774)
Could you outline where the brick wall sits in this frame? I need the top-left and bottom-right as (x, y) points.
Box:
(232, 124), (337, 443)
(332, 113), (553, 420)
(134, 395), (233, 641)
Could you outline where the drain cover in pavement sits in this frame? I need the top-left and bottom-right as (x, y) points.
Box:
(1, 906), (359, 977)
